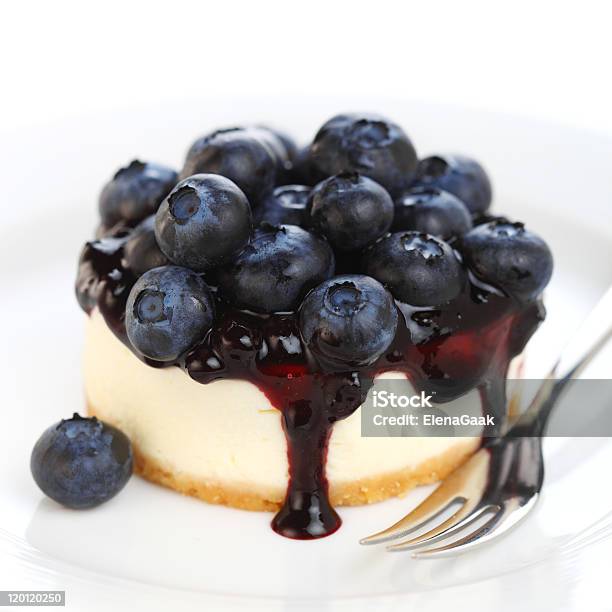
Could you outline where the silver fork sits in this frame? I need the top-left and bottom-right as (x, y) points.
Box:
(360, 286), (612, 557)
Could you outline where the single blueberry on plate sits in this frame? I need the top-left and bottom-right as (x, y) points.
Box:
(413, 154), (492, 215)
(299, 274), (398, 368)
(30, 414), (133, 509)
(254, 185), (310, 227)
(460, 219), (553, 302)
(122, 215), (169, 277)
(362, 231), (466, 306)
(155, 174), (252, 272)
(309, 113), (418, 195)
(181, 128), (277, 204)
(126, 265), (215, 361)
(307, 172), (394, 251)
(392, 186), (472, 239)
(99, 160), (178, 228)
(217, 224), (335, 313)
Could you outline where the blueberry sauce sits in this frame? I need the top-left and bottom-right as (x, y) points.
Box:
(76, 232), (545, 539)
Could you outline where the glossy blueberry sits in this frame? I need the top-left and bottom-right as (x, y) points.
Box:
(181, 128), (277, 204)
(307, 172), (394, 251)
(392, 186), (472, 239)
(460, 219), (553, 302)
(126, 265), (215, 361)
(122, 216), (168, 277)
(155, 174), (252, 272)
(264, 127), (297, 160)
(30, 414), (133, 509)
(362, 232), (465, 306)
(309, 114), (418, 195)
(287, 146), (318, 186)
(223, 125), (297, 184)
(413, 154), (492, 215)
(253, 126), (298, 176)
(254, 185), (310, 227)
(98, 160), (177, 228)
(217, 224), (335, 313)
(299, 275), (398, 368)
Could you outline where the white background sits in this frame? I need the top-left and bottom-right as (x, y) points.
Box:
(2, 0), (612, 135)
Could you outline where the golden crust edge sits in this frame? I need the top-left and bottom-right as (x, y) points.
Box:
(88, 403), (479, 512)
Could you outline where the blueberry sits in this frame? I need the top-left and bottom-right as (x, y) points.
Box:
(155, 174), (252, 272)
(254, 185), (310, 226)
(288, 146), (318, 186)
(126, 265), (215, 361)
(362, 232), (465, 306)
(75, 234), (127, 314)
(181, 128), (277, 204)
(253, 126), (298, 175)
(392, 186), (472, 239)
(307, 172), (394, 251)
(460, 219), (553, 302)
(99, 160), (177, 228)
(309, 113), (418, 195)
(414, 155), (492, 215)
(262, 126), (298, 159)
(30, 414), (133, 509)
(299, 275), (398, 368)
(217, 224), (335, 313)
(122, 216), (169, 277)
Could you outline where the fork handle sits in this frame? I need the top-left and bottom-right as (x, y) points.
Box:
(509, 285), (612, 438)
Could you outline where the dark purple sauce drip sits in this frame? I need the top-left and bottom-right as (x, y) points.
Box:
(76, 233), (544, 539)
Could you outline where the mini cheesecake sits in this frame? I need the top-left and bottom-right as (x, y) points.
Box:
(76, 114), (552, 539)
(85, 309), (485, 511)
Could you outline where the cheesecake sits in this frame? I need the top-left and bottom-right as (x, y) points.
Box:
(85, 309), (483, 512)
(75, 113), (552, 538)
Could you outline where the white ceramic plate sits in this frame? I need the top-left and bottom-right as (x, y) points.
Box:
(2, 98), (612, 612)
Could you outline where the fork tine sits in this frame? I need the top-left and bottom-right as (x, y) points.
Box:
(361, 447), (490, 546)
(359, 488), (464, 545)
(410, 510), (504, 558)
(386, 503), (493, 552)
(410, 498), (534, 558)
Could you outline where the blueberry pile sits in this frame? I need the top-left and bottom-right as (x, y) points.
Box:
(90, 113), (553, 369)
